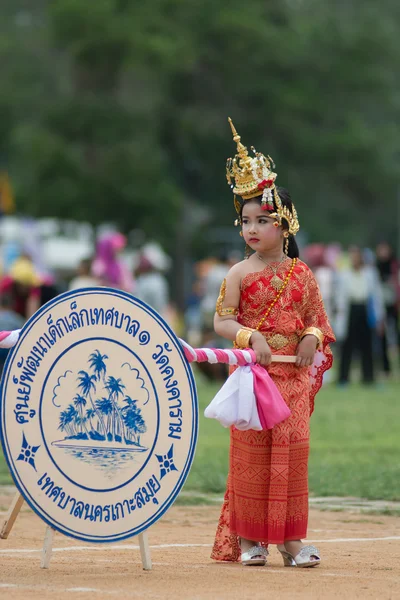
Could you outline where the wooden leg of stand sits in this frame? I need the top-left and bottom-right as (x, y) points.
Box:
(138, 531), (152, 571)
(0, 491), (24, 539)
(40, 526), (55, 569)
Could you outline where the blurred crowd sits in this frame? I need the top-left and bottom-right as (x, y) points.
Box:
(0, 231), (171, 372)
(304, 242), (399, 386)
(0, 231), (399, 387)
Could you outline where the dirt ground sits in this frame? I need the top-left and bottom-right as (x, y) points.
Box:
(1, 488), (400, 600)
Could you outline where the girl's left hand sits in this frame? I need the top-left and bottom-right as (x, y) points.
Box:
(296, 335), (318, 367)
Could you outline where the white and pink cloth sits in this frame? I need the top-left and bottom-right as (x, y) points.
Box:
(178, 340), (291, 430)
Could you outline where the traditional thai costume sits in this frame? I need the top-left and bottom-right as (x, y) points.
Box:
(211, 120), (335, 562)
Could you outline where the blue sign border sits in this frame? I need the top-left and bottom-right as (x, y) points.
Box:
(0, 288), (198, 543)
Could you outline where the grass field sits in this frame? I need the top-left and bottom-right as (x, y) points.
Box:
(186, 373), (400, 501)
(1, 374), (399, 500)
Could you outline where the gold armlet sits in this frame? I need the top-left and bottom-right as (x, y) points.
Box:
(219, 307), (239, 317)
(216, 278), (239, 317)
(300, 327), (323, 349)
(235, 327), (256, 349)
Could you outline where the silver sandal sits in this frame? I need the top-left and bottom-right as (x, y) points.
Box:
(241, 545), (268, 566)
(277, 544), (320, 568)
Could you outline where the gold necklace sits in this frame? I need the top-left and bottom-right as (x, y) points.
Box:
(257, 254), (287, 291)
(256, 258), (297, 329)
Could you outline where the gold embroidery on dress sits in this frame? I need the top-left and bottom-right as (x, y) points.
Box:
(266, 334), (298, 350)
(241, 258), (291, 291)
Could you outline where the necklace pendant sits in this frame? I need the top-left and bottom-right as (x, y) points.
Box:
(270, 275), (283, 291)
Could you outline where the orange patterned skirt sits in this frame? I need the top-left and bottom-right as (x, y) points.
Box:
(211, 364), (311, 561)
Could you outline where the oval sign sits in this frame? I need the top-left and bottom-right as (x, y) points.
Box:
(0, 288), (198, 542)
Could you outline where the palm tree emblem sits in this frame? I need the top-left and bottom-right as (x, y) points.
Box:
(73, 394), (90, 436)
(77, 370), (107, 437)
(55, 348), (148, 458)
(89, 350), (108, 382)
(104, 376), (126, 442)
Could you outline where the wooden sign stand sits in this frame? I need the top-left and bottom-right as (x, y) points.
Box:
(1, 490), (152, 570)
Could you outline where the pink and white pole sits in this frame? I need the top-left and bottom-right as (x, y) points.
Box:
(0, 330), (21, 349)
(0, 330), (292, 431)
(0, 330), (296, 363)
(179, 338), (296, 365)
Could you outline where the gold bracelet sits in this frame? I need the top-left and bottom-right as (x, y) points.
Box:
(235, 327), (255, 349)
(300, 327), (323, 349)
(236, 330), (252, 348)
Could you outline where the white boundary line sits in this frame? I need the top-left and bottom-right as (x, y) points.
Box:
(1, 537), (400, 556)
(0, 543), (211, 555)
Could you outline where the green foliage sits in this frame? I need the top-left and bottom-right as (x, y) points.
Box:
(1, 0), (400, 252)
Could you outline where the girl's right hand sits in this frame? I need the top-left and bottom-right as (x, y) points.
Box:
(250, 332), (272, 366)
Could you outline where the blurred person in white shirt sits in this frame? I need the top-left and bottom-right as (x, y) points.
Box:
(336, 246), (384, 385)
(134, 255), (169, 320)
(376, 242), (400, 376)
(69, 258), (99, 290)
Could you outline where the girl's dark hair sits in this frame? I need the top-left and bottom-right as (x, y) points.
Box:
(239, 186), (299, 259)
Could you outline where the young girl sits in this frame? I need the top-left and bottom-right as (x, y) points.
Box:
(211, 119), (335, 568)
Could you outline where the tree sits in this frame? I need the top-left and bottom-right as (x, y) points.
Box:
(77, 370), (107, 437)
(122, 396), (147, 445)
(104, 375), (126, 441)
(73, 394), (90, 437)
(88, 350), (108, 383)
(85, 407), (97, 433)
(95, 397), (113, 437)
(65, 404), (79, 437)
(2, 0), (400, 265)
(59, 409), (74, 437)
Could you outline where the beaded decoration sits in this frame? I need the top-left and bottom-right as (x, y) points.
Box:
(255, 258), (297, 331)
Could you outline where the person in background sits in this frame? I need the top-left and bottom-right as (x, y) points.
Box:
(0, 254), (41, 319)
(134, 254), (169, 319)
(38, 275), (61, 307)
(336, 246), (385, 385)
(92, 233), (134, 292)
(305, 244), (339, 384)
(376, 242), (400, 376)
(69, 258), (99, 290)
(0, 293), (25, 375)
(200, 252), (230, 332)
(305, 244), (339, 327)
(184, 279), (203, 347)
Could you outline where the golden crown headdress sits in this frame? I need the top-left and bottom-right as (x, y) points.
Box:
(226, 117), (300, 236)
